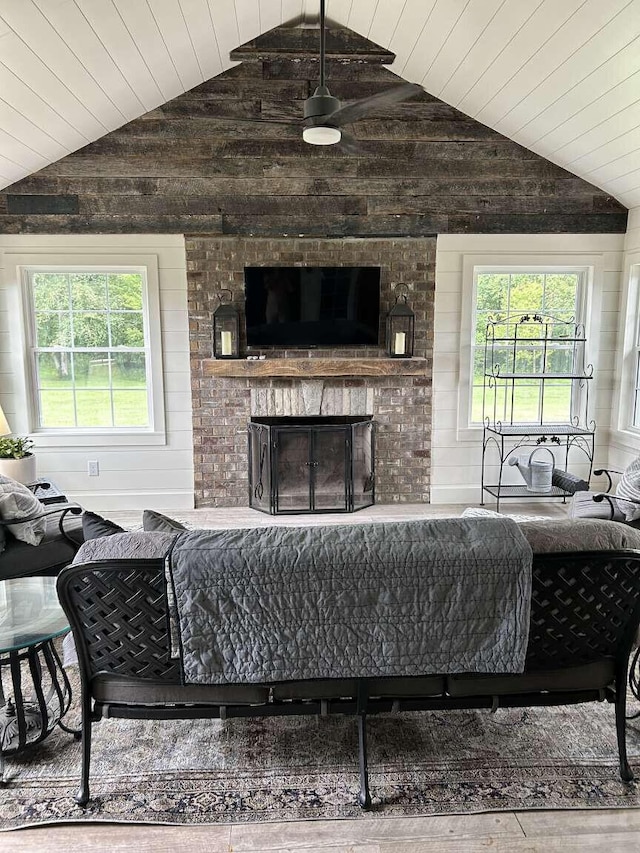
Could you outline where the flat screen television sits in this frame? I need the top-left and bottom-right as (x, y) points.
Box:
(244, 266), (381, 347)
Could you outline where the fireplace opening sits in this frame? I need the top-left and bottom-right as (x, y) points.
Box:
(248, 416), (375, 515)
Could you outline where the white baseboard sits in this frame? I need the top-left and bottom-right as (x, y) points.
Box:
(67, 490), (195, 512)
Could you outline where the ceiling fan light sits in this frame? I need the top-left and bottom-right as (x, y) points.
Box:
(303, 125), (341, 145)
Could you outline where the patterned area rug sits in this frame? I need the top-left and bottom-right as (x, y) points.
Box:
(2, 695), (640, 829)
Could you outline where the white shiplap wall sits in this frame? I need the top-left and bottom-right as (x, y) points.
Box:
(432, 233), (626, 505)
(609, 206), (640, 471)
(0, 1), (640, 206)
(0, 234), (194, 512)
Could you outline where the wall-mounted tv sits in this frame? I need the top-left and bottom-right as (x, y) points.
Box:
(244, 266), (381, 348)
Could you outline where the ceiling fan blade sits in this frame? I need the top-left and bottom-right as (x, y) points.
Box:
(327, 82), (423, 127)
(338, 131), (359, 155)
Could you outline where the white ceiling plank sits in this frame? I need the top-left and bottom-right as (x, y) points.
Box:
(146, 0), (203, 92)
(587, 148), (640, 184)
(75, 0), (165, 111)
(177, 0), (223, 80)
(368, 0), (406, 50)
(0, 127), (49, 172)
(616, 188), (640, 208)
(0, 155), (26, 185)
(385, 0), (439, 75)
(460, 0), (583, 118)
(416, 0), (505, 98)
(555, 81), (640, 167)
(601, 165), (640, 195)
(33, 0), (146, 122)
(208, 0), (241, 69)
(439, 0), (543, 108)
(0, 61), (88, 150)
(347, 0), (376, 36)
(0, 0), (124, 128)
(113, 0), (183, 101)
(561, 87), (640, 164)
(234, 0), (261, 43)
(487, 0), (631, 133)
(402, 0), (473, 85)
(281, 0), (304, 26)
(0, 99), (68, 161)
(258, 0), (280, 33)
(573, 122), (640, 173)
(500, 1), (640, 138)
(0, 31), (106, 139)
(325, 1), (352, 27)
(533, 40), (640, 152)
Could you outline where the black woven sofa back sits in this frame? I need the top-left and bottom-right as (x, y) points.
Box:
(57, 551), (640, 685)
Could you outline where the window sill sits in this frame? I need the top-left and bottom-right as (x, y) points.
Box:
(33, 430), (167, 448)
(609, 429), (640, 455)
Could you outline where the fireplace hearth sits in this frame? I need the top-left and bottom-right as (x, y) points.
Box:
(248, 416), (375, 514)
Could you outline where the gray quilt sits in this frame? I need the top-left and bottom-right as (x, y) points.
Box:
(167, 517), (533, 685)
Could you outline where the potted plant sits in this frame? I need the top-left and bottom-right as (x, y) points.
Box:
(0, 435), (36, 485)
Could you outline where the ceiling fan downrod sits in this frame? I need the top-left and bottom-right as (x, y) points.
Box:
(303, 0), (341, 145)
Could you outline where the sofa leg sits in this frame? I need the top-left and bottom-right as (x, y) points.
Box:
(75, 692), (92, 807)
(615, 674), (634, 783)
(357, 712), (372, 810)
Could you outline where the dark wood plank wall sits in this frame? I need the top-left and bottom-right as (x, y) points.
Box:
(0, 27), (628, 235)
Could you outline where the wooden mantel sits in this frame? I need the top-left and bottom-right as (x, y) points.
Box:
(202, 357), (428, 378)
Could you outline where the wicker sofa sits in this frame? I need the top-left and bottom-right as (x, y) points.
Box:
(57, 517), (640, 809)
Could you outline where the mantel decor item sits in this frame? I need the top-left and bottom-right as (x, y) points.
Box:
(386, 284), (414, 358)
(213, 289), (240, 360)
(0, 404), (36, 485)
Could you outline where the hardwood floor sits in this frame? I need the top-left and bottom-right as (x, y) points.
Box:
(3, 810), (640, 852)
(105, 500), (571, 530)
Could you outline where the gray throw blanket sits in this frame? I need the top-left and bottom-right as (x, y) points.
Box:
(167, 517), (533, 685)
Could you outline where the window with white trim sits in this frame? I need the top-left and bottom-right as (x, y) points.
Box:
(26, 269), (153, 431)
(633, 306), (640, 430)
(470, 269), (585, 425)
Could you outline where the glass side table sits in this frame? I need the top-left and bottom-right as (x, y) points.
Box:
(0, 576), (76, 782)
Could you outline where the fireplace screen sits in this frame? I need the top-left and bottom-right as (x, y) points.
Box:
(248, 417), (375, 515)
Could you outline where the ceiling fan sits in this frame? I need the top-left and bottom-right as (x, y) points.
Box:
(301, 0), (423, 148)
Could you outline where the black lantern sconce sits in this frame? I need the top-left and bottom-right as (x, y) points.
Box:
(386, 284), (414, 358)
(213, 289), (240, 359)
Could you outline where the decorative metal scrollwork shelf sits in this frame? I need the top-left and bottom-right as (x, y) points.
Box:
(480, 313), (595, 511)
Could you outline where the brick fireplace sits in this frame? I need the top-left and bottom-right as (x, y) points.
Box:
(187, 236), (435, 507)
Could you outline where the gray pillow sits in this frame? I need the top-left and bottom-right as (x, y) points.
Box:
(82, 511), (125, 540)
(0, 475), (46, 546)
(519, 518), (640, 554)
(615, 456), (640, 522)
(142, 510), (187, 532)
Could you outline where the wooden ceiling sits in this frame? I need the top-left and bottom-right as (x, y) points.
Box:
(1, 0), (639, 210)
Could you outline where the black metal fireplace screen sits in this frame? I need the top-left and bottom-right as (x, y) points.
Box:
(248, 416), (375, 515)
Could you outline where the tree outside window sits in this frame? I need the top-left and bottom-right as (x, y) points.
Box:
(30, 271), (150, 429)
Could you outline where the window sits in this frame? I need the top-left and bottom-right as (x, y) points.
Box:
(633, 291), (640, 430)
(26, 269), (152, 431)
(470, 269), (584, 425)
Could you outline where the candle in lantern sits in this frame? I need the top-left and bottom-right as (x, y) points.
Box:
(221, 331), (232, 356)
(394, 331), (406, 355)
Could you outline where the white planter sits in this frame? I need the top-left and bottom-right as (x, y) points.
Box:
(0, 454), (37, 485)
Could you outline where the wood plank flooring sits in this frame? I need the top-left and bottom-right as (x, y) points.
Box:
(105, 500), (570, 530)
(3, 810), (640, 852)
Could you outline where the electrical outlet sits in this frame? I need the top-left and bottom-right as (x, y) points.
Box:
(87, 460), (99, 477)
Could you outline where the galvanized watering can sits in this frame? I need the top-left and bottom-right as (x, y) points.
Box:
(508, 447), (555, 493)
